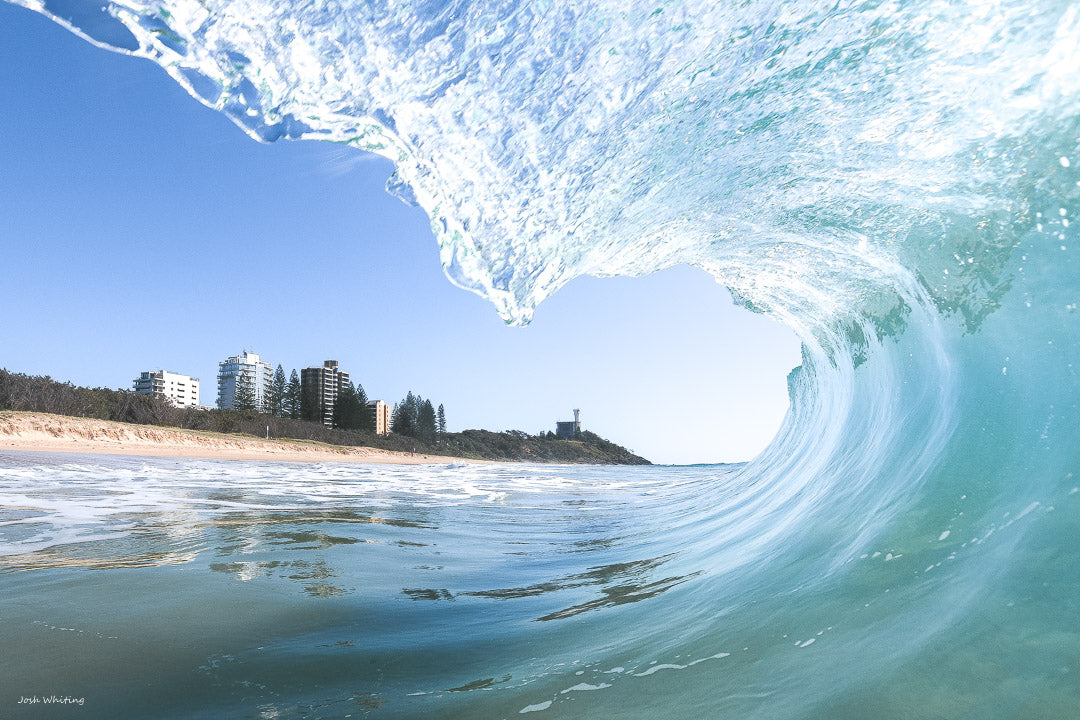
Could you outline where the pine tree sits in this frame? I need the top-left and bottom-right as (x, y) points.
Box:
(354, 383), (375, 433)
(391, 400), (415, 436)
(333, 382), (364, 430)
(233, 374), (257, 412)
(417, 399), (437, 442)
(284, 370), (302, 419)
(300, 378), (321, 424)
(268, 365), (286, 417)
(437, 404), (446, 435)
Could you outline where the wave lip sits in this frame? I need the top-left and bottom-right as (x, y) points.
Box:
(15, 0), (1077, 325)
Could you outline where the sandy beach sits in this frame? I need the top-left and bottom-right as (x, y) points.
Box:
(0, 411), (475, 465)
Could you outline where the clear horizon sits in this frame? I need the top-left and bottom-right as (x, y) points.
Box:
(0, 4), (802, 464)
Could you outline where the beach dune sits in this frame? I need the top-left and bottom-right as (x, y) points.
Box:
(0, 411), (470, 464)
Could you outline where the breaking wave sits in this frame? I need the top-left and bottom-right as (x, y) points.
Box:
(4, 0), (1080, 716)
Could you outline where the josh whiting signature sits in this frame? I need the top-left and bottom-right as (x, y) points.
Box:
(17, 696), (86, 706)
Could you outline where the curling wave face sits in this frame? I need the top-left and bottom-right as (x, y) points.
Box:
(15, 0), (1078, 324)
(4, 0), (1080, 717)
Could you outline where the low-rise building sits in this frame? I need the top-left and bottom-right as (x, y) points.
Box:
(368, 399), (391, 435)
(133, 370), (200, 408)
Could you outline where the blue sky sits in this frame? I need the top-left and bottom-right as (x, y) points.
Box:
(0, 3), (802, 464)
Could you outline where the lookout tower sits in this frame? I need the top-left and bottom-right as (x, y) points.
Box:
(555, 409), (583, 439)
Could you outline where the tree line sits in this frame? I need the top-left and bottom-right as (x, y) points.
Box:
(230, 365), (446, 437)
(0, 367), (649, 464)
(0, 368), (176, 426)
(390, 391), (446, 442)
(228, 365), (372, 430)
(230, 365), (301, 417)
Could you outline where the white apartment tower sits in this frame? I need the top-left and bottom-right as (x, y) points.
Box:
(133, 370), (200, 408)
(217, 351), (274, 412)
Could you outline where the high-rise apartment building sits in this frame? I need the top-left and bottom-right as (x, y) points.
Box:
(133, 370), (200, 408)
(368, 399), (391, 435)
(217, 351), (274, 412)
(301, 360), (350, 427)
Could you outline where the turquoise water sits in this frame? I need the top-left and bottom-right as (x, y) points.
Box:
(3, 0), (1080, 717)
(3, 437), (1070, 719)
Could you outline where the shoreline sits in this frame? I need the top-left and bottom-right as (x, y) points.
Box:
(0, 411), (484, 465)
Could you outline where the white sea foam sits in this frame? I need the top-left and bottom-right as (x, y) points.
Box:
(520, 701), (552, 713)
(0, 454), (681, 557)
(635, 664), (684, 677)
(634, 653), (730, 676)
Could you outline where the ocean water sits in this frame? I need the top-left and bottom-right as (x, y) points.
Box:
(3, 0), (1080, 717)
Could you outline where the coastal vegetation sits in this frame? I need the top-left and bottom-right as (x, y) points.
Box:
(241, 364), (445, 441)
(0, 368), (649, 464)
(389, 391), (444, 441)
